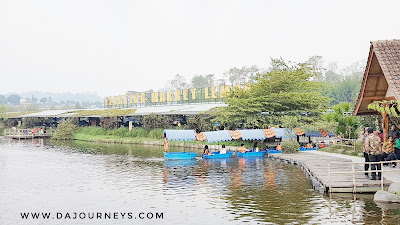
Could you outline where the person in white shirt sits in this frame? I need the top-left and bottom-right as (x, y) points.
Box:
(220, 144), (227, 154)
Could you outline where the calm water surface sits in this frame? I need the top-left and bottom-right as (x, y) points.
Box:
(0, 138), (399, 225)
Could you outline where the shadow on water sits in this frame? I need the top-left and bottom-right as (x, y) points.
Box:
(2, 138), (400, 224)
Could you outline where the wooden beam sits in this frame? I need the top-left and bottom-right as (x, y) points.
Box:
(362, 96), (395, 100)
(367, 74), (384, 77)
(364, 89), (388, 93)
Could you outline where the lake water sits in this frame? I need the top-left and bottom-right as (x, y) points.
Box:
(0, 138), (399, 224)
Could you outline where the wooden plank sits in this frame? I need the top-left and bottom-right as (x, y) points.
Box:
(269, 153), (392, 193)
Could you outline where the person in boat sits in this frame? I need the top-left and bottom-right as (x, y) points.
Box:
(306, 142), (313, 149)
(220, 144), (227, 154)
(203, 145), (212, 155)
(238, 144), (248, 153)
(276, 144), (282, 151)
(253, 143), (259, 152)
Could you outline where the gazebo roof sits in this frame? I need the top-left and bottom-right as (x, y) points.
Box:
(354, 39), (400, 115)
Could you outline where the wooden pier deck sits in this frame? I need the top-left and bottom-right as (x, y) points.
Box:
(4, 129), (54, 139)
(269, 152), (393, 193)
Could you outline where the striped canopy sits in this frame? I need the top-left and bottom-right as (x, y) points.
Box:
(163, 129), (196, 141)
(204, 130), (232, 143)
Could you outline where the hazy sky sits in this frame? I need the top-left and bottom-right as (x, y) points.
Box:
(1, 0), (400, 97)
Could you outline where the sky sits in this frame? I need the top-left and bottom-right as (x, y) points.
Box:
(1, 0), (400, 97)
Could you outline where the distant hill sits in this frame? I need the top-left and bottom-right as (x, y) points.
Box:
(7, 91), (103, 103)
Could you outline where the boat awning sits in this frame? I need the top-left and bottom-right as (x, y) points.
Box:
(273, 128), (295, 138)
(238, 129), (266, 140)
(204, 130), (232, 143)
(163, 129), (196, 141)
(305, 131), (322, 137)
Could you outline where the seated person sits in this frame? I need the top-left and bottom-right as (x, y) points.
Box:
(252, 143), (259, 152)
(306, 142), (312, 149)
(220, 144), (227, 154)
(381, 136), (395, 162)
(238, 144), (248, 153)
(203, 145), (212, 155)
(276, 144), (282, 151)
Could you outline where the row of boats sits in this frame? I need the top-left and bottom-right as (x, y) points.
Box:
(164, 150), (267, 160)
(164, 147), (318, 160)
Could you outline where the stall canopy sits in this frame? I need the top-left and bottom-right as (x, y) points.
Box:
(273, 128), (295, 138)
(163, 130), (196, 141)
(238, 129), (266, 140)
(305, 131), (322, 137)
(204, 130), (232, 143)
(328, 132), (336, 138)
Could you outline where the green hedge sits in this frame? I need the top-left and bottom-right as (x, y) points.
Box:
(281, 141), (300, 154)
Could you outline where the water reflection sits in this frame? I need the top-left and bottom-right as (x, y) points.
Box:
(0, 138), (400, 224)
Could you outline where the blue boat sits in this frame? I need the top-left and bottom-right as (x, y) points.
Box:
(236, 151), (267, 157)
(267, 148), (282, 154)
(299, 147), (317, 151)
(164, 152), (197, 160)
(202, 151), (233, 159)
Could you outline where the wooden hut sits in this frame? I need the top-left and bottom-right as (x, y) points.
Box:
(353, 39), (400, 141)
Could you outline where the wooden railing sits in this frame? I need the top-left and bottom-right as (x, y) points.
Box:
(4, 128), (56, 138)
(328, 160), (400, 193)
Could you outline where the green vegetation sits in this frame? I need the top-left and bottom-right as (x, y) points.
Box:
(322, 102), (361, 138)
(73, 127), (164, 143)
(281, 141), (300, 154)
(0, 111), (37, 119)
(52, 119), (78, 140)
(215, 58), (331, 129)
(319, 141), (364, 157)
(72, 108), (137, 117)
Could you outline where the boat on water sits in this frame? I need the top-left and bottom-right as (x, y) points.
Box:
(236, 151), (267, 157)
(164, 152), (197, 160)
(267, 148), (282, 154)
(299, 147), (317, 151)
(202, 151), (233, 159)
(163, 129), (198, 160)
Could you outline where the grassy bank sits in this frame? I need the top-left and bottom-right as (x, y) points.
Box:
(73, 127), (164, 144)
(318, 141), (364, 157)
(72, 127), (262, 149)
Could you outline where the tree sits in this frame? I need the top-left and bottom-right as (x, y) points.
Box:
(167, 74), (189, 90)
(40, 97), (47, 104)
(215, 58), (331, 129)
(224, 65), (259, 85)
(325, 76), (361, 104)
(322, 102), (360, 139)
(31, 97), (38, 103)
(75, 102), (83, 109)
(0, 95), (6, 104)
(48, 96), (52, 102)
(191, 74), (215, 88)
(306, 55), (325, 80)
(7, 94), (21, 105)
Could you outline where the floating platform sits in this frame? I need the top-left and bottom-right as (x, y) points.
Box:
(269, 152), (392, 193)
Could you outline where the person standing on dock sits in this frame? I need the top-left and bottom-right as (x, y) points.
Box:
(362, 127), (370, 178)
(364, 128), (382, 180)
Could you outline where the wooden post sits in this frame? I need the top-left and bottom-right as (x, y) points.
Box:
(384, 113), (389, 142)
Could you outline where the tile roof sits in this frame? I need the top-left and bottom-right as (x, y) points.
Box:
(372, 40), (400, 98)
(262, 128), (276, 138)
(354, 39), (400, 115)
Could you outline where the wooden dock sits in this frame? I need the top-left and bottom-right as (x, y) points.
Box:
(269, 152), (394, 193)
(4, 129), (54, 139)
